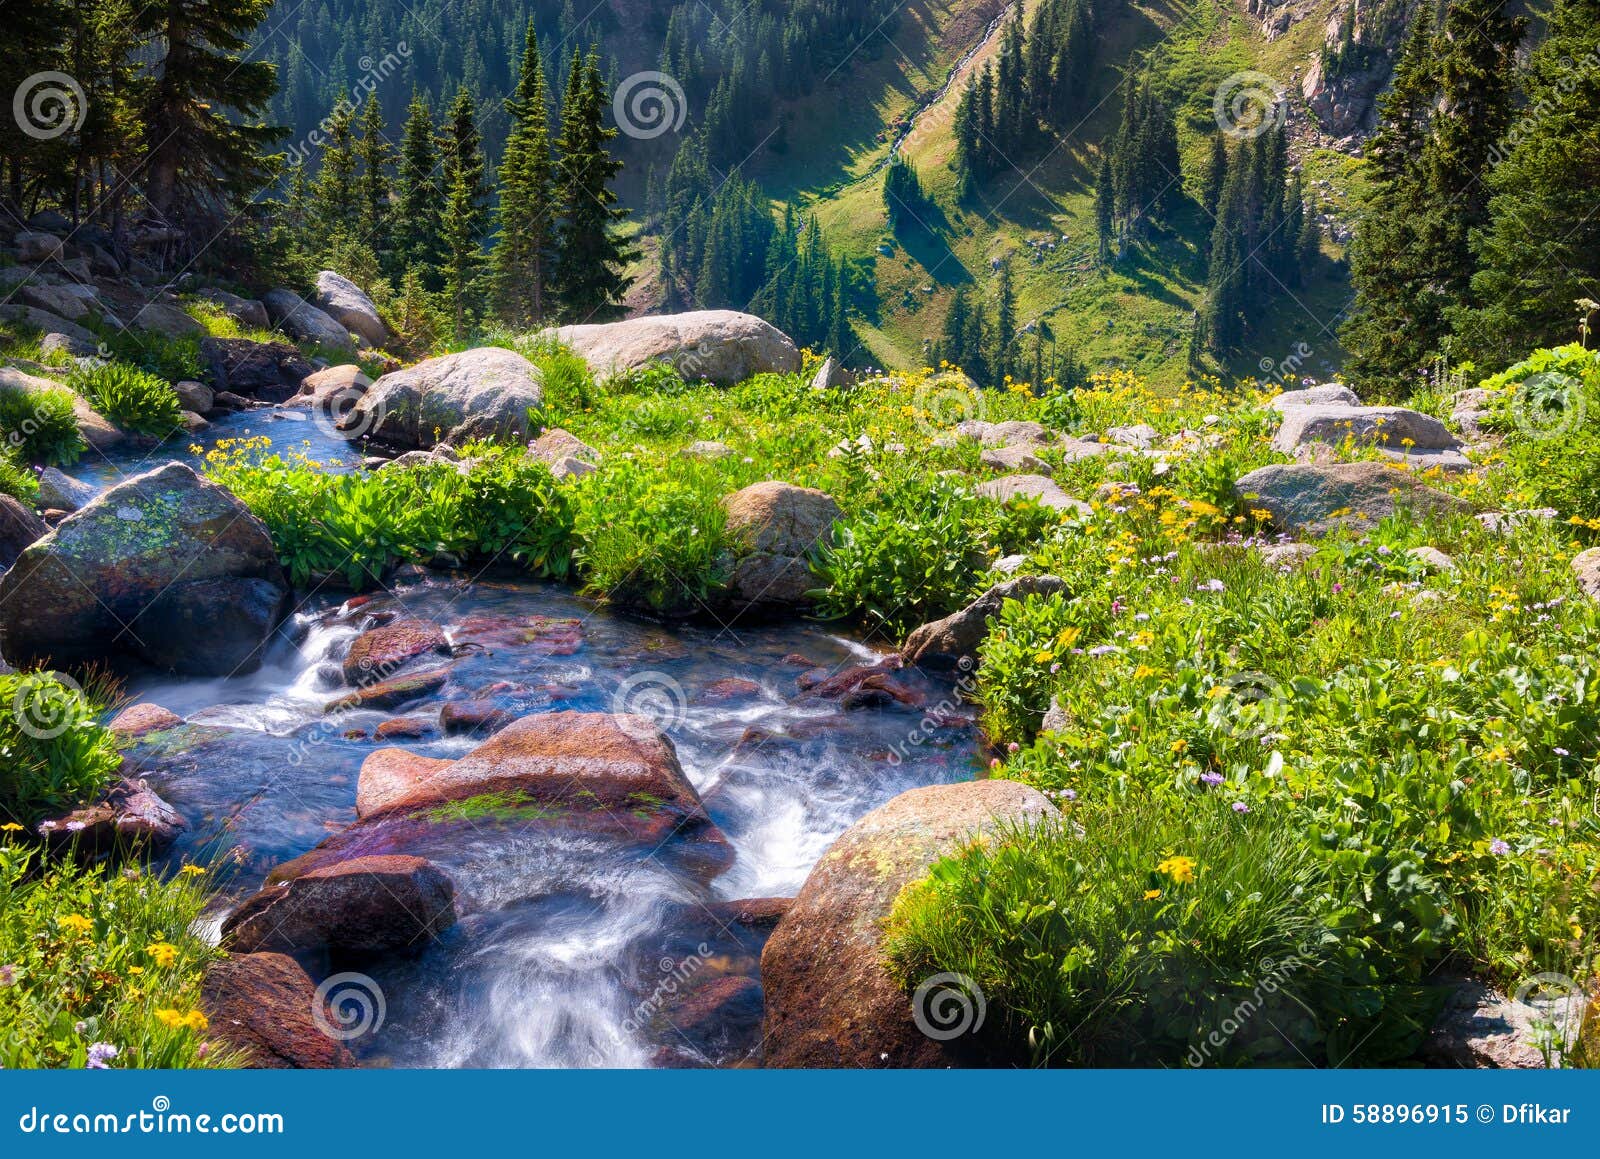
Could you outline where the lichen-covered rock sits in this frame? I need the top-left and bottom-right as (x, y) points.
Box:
(340, 347), (543, 449)
(1271, 404), (1459, 455)
(262, 287), (357, 355)
(0, 461), (289, 674)
(721, 481), (841, 608)
(0, 494), (45, 568)
(1235, 461), (1474, 535)
(904, 575), (1067, 670)
(761, 780), (1058, 1067)
(554, 310), (800, 387)
(312, 270), (387, 348)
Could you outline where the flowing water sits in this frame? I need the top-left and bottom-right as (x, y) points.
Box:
(79, 428), (983, 1068)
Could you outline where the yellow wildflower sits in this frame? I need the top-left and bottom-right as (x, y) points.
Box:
(146, 943), (179, 967)
(1157, 855), (1197, 884)
(154, 1009), (186, 1029)
(179, 865), (206, 877)
(1143, 889), (1162, 900)
(59, 914), (93, 935)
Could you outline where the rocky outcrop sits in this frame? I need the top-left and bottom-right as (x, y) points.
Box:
(339, 347), (543, 449)
(0, 461), (289, 675)
(904, 575), (1066, 670)
(1271, 404), (1460, 456)
(1423, 977), (1583, 1068)
(0, 306), (97, 350)
(974, 474), (1091, 515)
(720, 481), (840, 608)
(312, 271), (387, 348)
(761, 780), (1058, 1067)
(37, 467), (96, 512)
(201, 953), (357, 1069)
(554, 310), (800, 387)
(223, 854), (456, 954)
(262, 288), (357, 356)
(200, 337), (314, 402)
(0, 495), (45, 568)
(1235, 461), (1475, 535)
(36, 777), (184, 856)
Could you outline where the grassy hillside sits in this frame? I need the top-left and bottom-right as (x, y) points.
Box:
(699, 0), (1377, 386)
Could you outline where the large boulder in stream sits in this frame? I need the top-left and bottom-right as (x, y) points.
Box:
(761, 780), (1058, 1068)
(0, 462), (290, 675)
(223, 854), (457, 955)
(201, 952), (357, 1069)
(339, 347), (543, 449)
(553, 310), (800, 387)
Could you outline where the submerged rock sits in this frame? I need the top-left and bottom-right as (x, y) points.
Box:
(761, 780), (1058, 1067)
(224, 853), (456, 955)
(201, 952), (357, 1069)
(0, 462), (289, 675)
(36, 777), (184, 856)
(341, 620), (450, 684)
(553, 309), (800, 387)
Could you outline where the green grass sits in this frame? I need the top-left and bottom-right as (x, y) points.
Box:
(0, 672), (123, 827)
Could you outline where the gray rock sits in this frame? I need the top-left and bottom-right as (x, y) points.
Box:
(1424, 977), (1584, 1069)
(904, 575), (1067, 669)
(683, 440), (733, 459)
(529, 427), (599, 466)
(1106, 422), (1160, 448)
(722, 481), (841, 608)
(981, 444), (1052, 474)
(1257, 541), (1319, 569)
(1272, 404), (1459, 455)
(19, 282), (92, 320)
(0, 305), (97, 347)
(1573, 548), (1600, 602)
(342, 346), (544, 449)
(128, 300), (205, 339)
(37, 467), (96, 512)
(262, 288), (357, 355)
(1476, 508), (1558, 535)
(553, 310), (800, 387)
(974, 474), (1091, 516)
(1235, 461), (1474, 535)
(1269, 384), (1361, 410)
(174, 380), (213, 413)
(1408, 546), (1456, 572)
(0, 461), (289, 675)
(198, 288), (270, 330)
(38, 331), (98, 359)
(312, 270), (387, 348)
(0, 494), (46, 568)
(810, 356), (846, 390)
(14, 231), (63, 263)
(953, 418), (1051, 448)
(200, 337), (314, 401)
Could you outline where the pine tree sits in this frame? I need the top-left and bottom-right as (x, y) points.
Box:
(993, 259), (1017, 382)
(440, 88), (491, 334)
(1457, 0), (1600, 361)
(355, 92), (392, 243)
(553, 47), (636, 321)
(395, 92), (445, 284)
(1094, 155), (1115, 264)
(311, 101), (359, 241)
(941, 285), (972, 370)
(493, 21), (556, 326)
(135, 0), (282, 238)
(1201, 132), (1228, 221)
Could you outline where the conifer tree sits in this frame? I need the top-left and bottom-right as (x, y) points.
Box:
(311, 101), (359, 240)
(554, 47), (636, 321)
(493, 22), (557, 327)
(395, 91), (446, 283)
(1094, 155), (1115, 264)
(355, 92), (392, 243)
(441, 88), (491, 334)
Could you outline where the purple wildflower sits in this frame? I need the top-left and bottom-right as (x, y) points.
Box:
(86, 1043), (117, 1070)
(1231, 801), (1250, 813)
(0, 964), (15, 986)
(1200, 772), (1225, 787)
(1489, 839), (1511, 856)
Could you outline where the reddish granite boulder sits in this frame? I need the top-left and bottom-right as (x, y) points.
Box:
(223, 853), (456, 954)
(107, 702), (184, 738)
(201, 952), (357, 1068)
(342, 620), (449, 684)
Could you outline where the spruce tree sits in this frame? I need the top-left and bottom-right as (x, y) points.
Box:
(1201, 132), (1228, 221)
(441, 88), (491, 334)
(395, 92), (445, 284)
(554, 47), (636, 322)
(311, 101), (359, 241)
(355, 92), (392, 243)
(1094, 155), (1115, 264)
(493, 22), (557, 327)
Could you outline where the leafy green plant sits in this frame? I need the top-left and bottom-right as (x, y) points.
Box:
(95, 329), (204, 384)
(70, 362), (183, 437)
(0, 450), (39, 502)
(0, 383), (85, 466)
(0, 673), (122, 826)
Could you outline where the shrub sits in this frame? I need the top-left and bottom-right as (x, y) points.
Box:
(0, 673), (122, 826)
(0, 841), (232, 1068)
(70, 362), (183, 437)
(883, 797), (1367, 1066)
(0, 451), (39, 502)
(96, 329), (204, 384)
(1481, 345), (1600, 518)
(0, 382), (85, 466)
(813, 474), (989, 637)
(574, 458), (730, 616)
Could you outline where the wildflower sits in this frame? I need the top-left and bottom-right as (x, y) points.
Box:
(0, 822), (22, 833)
(1200, 772), (1224, 786)
(1157, 855), (1197, 884)
(1489, 839), (1511, 856)
(1232, 801), (1250, 814)
(85, 1043), (118, 1070)
(1062, 789), (1077, 801)
(1170, 739), (1188, 754)
(1554, 747), (1570, 757)
(179, 865), (206, 877)
(1143, 889), (1162, 900)
(1331, 582), (1343, 594)
(183, 1011), (209, 1032)
(59, 915), (93, 935)
(0, 964), (14, 986)
(154, 1009), (186, 1029)
(1087, 644), (1118, 657)
(146, 943), (179, 968)
(1006, 742), (1020, 753)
